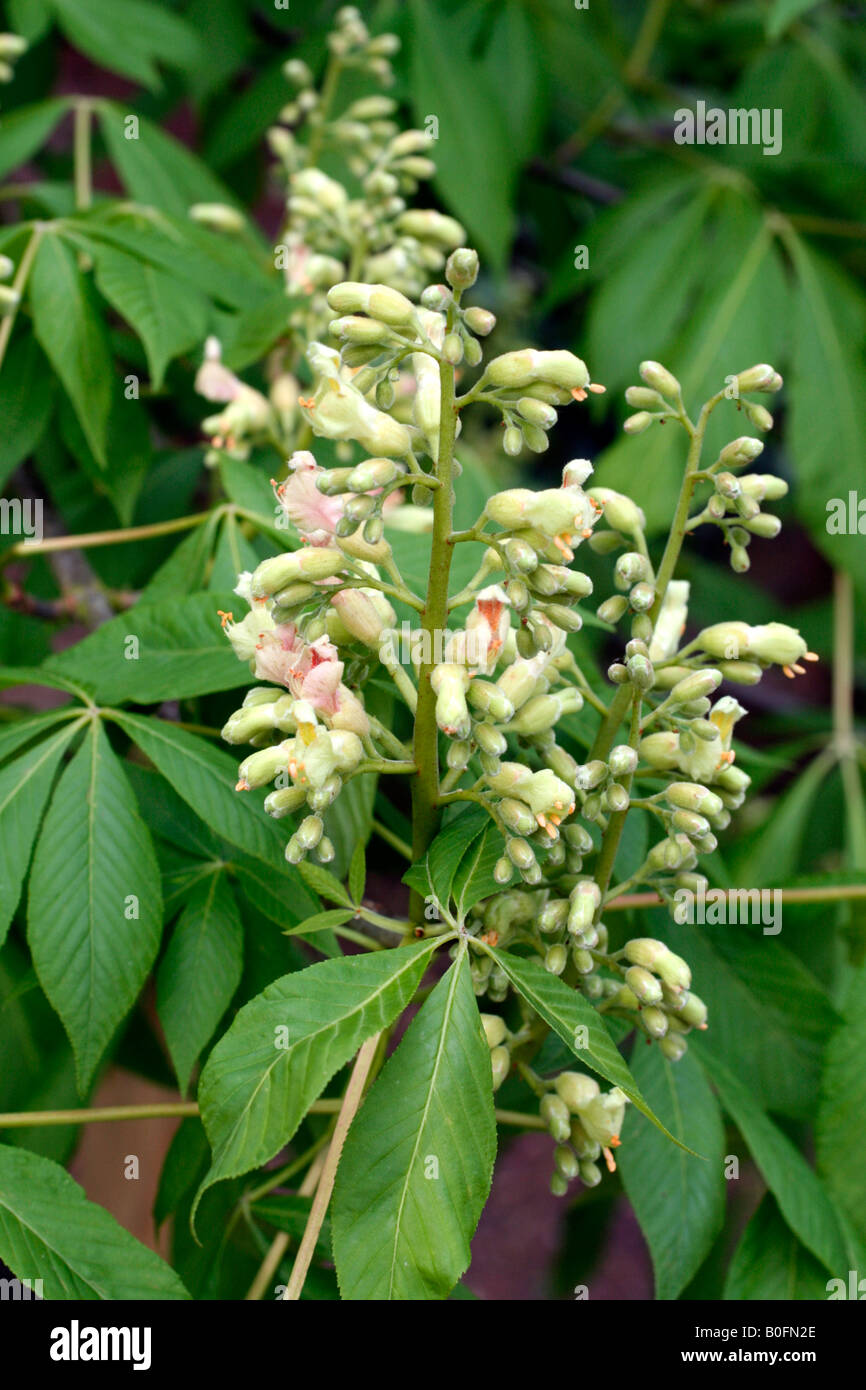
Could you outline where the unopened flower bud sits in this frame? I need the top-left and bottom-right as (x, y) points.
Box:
(608, 745), (638, 779)
(659, 1034), (688, 1062)
(464, 306), (496, 336)
(490, 1045), (510, 1090)
(586, 487), (646, 537)
(625, 385), (665, 409)
(735, 363), (777, 393)
(189, 202), (246, 234)
(445, 247), (479, 289)
(624, 965), (663, 1005)
(624, 411), (652, 434)
(540, 1093), (572, 1143)
(545, 943), (568, 975)
(639, 360), (680, 398)
(598, 595), (629, 624)
(626, 653), (654, 689)
(719, 436), (764, 467)
(555, 1071), (600, 1112)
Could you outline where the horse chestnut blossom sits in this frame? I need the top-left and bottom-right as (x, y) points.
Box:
(213, 229), (809, 1200)
(203, 18), (811, 1212)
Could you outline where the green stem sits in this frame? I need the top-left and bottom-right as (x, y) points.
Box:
(4, 509), (213, 561)
(371, 818), (412, 860)
(0, 223), (43, 374)
(592, 692), (642, 905)
(409, 332), (458, 920)
(73, 100), (93, 212)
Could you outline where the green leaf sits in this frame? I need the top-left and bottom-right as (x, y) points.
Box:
(816, 962), (866, 1249)
(157, 872), (243, 1096)
(0, 720), (81, 949)
(112, 712), (310, 877)
(0, 710), (77, 767)
(703, 1053), (849, 1275)
(231, 851), (334, 954)
(0, 99), (69, 181)
(619, 1046), (725, 1300)
(767, 0), (821, 40)
(46, 0), (201, 90)
(0, 664), (93, 699)
(731, 751), (835, 886)
(92, 241), (207, 388)
(0, 331), (56, 488)
(0, 1142), (189, 1298)
(724, 1194), (831, 1300)
(487, 948), (682, 1145)
(99, 104), (239, 218)
(29, 233), (113, 466)
(194, 941), (438, 1216)
(788, 237), (866, 582)
(348, 843), (366, 905)
(408, 0), (516, 267)
(297, 860), (353, 908)
(283, 908), (355, 937)
(45, 591), (246, 703)
(251, 1193), (331, 1261)
(27, 722), (163, 1091)
(332, 945), (496, 1300)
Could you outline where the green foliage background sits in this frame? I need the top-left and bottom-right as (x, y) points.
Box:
(0, 0), (864, 1302)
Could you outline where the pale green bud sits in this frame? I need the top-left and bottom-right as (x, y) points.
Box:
(490, 1045), (510, 1090)
(744, 512), (782, 538)
(555, 1071), (600, 1113)
(540, 1093), (572, 1143)
(554, 1145), (580, 1182)
(608, 744), (638, 779)
(545, 943), (568, 976)
(598, 595), (629, 624)
(719, 436), (764, 467)
(250, 547), (344, 596)
(614, 551), (649, 589)
(627, 653), (654, 689)
(517, 397), (557, 429)
(503, 425), (523, 456)
(586, 487), (646, 536)
(659, 1034), (688, 1062)
(642, 1006), (669, 1039)
(735, 363), (777, 392)
(629, 582), (656, 614)
(668, 669), (723, 704)
(263, 785), (308, 817)
(624, 965), (663, 1005)
(189, 202), (246, 234)
(624, 411), (652, 434)
(237, 744), (290, 790)
(445, 247), (479, 289)
(481, 1013), (508, 1049)
(464, 306), (496, 336)
(639, 360), (680, 398)
(575, 760), (607, 790)
(625, 385), (665, 409)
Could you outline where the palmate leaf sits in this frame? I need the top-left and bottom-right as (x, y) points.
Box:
(112, 714), (316, 904)
(194, 941), (438, 1221)
(45, 591), (247, 704)
(99, 104), (241, 221)
(29, 232), (113, 467)
(332, 944), (496, 1300)
(156, 871), (243, 1096)
(403, 804), (509, 918)
(486, 949), (684, 1146)
(92, 241), (208, 388)
(619, 1046), (725, 1300)
(0, 718), (82, 949)
(0, 1143), (189, 1299)
(27, 721), (163, 1091)
(701, 1053), (849, 1275)
(45, 0), (202, 90)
